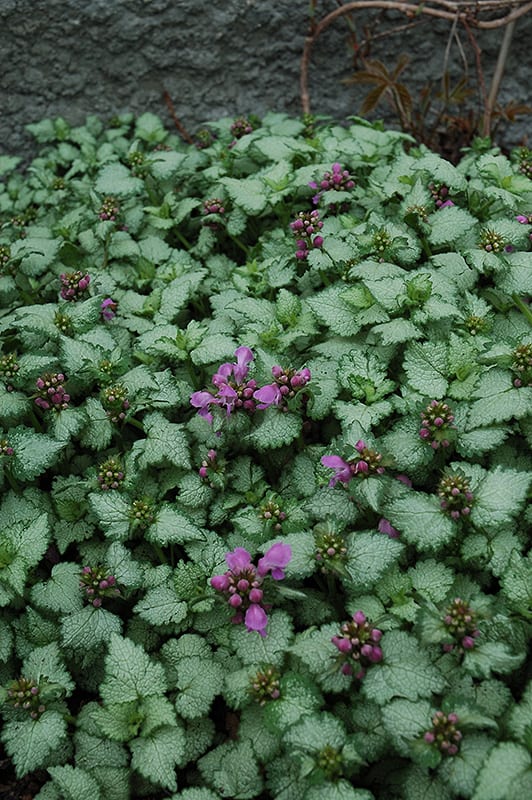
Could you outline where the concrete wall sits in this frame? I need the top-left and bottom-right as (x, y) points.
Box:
(1, 0), (530, 158)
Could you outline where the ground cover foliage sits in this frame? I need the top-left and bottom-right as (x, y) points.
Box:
(0, 111), (531, 799)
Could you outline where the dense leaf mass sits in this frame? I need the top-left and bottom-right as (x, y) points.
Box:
(0, 111), (531, 799)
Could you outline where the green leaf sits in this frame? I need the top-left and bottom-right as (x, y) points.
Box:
(440, 735), (497, 799)
(0, 512), (50, 603)
(472, 742), (531, 800)
(384, 493), (456, 552)
(307, 285), (361, 337)
(428, 206), (477, 246)
(136, 412), (190, 470)
(130, 725), (186, 792)
(463, 640), (525, 679)
(370, 318), (421, 345)
(262, 672), (322, 734)
(1, 711), (68, 778)
(471, 467), (531, 531)
(220, 176), (268, 215)
(198, 739), (263, 799)
(283, 711), (346, 753)
(230, 610), (293, 666)
(88, 491), (131, 542)
(8, 426), (66, 480)
(61, 607), (122, 651)
(500, 551), (532, 614)
(47, 765), (102, 800)
(31, 563), (84, 614)
(362, 631), (446, 703)
(133, 585), (188, 627)
(146, 505), (205, 547)
(508, 680), (532, 748)
(408, 558), (454, 603)
(381, 698), (431, 756)
(94, 162), (144, 197)
(403, 340), (449, 396)
(246, 412), (302, 451)
(100, 634), (167, 704)
(344, 532), (403, 591)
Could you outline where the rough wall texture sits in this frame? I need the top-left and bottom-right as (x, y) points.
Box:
(1, 0), (531, 158)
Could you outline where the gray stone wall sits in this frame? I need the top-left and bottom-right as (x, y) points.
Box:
(1, 0), (531, 158)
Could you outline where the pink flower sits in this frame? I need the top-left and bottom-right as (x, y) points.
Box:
(101, 298), (118, 320)
(253, 383), (283, 409)
(321, 455), (352, 486)
(257, 542), (292, 579)
(190, 390), (218, 423)
(245, 604), (268, 637)
(226, 547), (253, 572)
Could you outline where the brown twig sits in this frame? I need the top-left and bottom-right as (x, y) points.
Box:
(300, 1), (532, 115)
(163, 89), (195, 145)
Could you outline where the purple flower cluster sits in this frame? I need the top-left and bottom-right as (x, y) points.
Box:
(438, 472), (473, 519)
(210, 543), (291, 637)
(203, 198), (226, 216)
(190, 347), (311, 424)
(423, 711), (462, 756)
(97, 457), (125, 491)
(332, 610), (383, 679)
(321, 440), (385, 487)
(98, 196), (120, 222)
(419, 400), (455, 449)
(290, 210), (324, 260)
(230, 117), (254, 139)
(34, 373), (70, 412)
(478, 228), (506, 253)
(190, 346), (257, 423)
(253, 365), (311, 411)
(429, 182), (454, 209)
(442, 597), (480, 653)
(60, 271), (90, 301)
(79, 565), (121, 608)
(101, 298), (118, 321)
(309, 162), (355, 206)
(199, 448), (218, 480)
(314, 527), (348, 573)
(7, 677), (46, 720)
(511, 343), (532, 388)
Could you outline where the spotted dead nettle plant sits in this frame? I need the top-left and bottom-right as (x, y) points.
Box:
(0, 110), (530, 800)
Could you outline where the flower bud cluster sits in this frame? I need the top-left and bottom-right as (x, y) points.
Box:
(429, 182), (454, 209)
(309, 162), (355, 208)
(260, 497), (287, 531)
(423, 711), (462, 756)
(210, 543), (291, 637)
(195, 127), (217, 149)
(34, 373), (70, 412)
(464, 314), (490, 336)
(516, 148), (532, 179)
(478, 228), (506, 253)
(100, 384), (130, 423)
(0, 438), (14, 456)
(0, 352), (19, 385)
(97, 457), (125, 491)
(230, 117), (254, 139)
(59, 270), (90, 301)
(331, 610), (383, 679)
(253, 365), (311, 411)
(442, 597), (480, 653)
(52, 177), (66, 190)
(419, 400), (455, 449)
(372, 228), (393, 254)
(405, 204), (429, 223)
(290, 210), (324, 260)
(129, 498), (156, 529)
(314, 527), (348, 573)
(199, 448), (219, 481)
(249, 665), (281, 705)
(6, 677), (46, 719)
(316, 745), (344, 781)
(203, 198), (226, 216)
(438, 473), (474, 519)
(511, 343), (532, 388)
(79, 565), (121, 607)
(127, 151), (147, 177)
(0, 245), (12, 274)
(54, 311), (73, 335)
(99, 196), (120, 222)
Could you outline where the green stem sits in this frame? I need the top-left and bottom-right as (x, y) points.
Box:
(174, 229), (192, 250)
(228, 233), (250, 257)
(126, 417), (145, 432)
(101, 232), (111, 270)
(152, 543), (168, 565)
(4, 467), (22, 494)
(512, 294), (532, 325)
